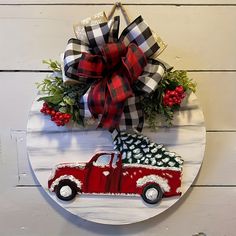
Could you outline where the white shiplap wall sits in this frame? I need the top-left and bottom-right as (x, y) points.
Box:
(0, 1), (235, 235)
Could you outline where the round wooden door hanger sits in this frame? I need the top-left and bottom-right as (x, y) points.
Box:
(27, 7), (206, 225)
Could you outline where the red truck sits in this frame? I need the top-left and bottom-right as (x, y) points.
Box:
(48, 152), (182, 204)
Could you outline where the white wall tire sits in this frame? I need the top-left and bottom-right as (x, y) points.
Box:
(141, 184), (163, 204)
(55, 180), (77, 201)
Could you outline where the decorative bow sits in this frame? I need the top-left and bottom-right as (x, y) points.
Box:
(63, 15), (166, 131)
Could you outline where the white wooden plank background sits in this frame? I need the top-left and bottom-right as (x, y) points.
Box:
(0, 5), (236, 70)
(0, 0), (235, 235)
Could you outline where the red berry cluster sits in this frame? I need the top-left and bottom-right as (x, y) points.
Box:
(163, 86), (186, 107)
(40, 102), (71, 126)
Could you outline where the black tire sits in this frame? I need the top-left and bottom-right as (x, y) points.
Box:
(141, 184), (163, 204)
(55, 179), (77, 201)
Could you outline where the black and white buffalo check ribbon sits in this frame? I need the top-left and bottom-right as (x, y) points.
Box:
(63, 15), (167, 132)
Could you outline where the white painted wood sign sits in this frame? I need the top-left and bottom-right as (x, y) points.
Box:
(26, 93), (205, 225)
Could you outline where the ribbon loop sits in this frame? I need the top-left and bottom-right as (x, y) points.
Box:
(77, 53), (104, 79)
(119, 16), (160, 58)
(122, 43), (147, 82)
(85, 16), (120, 54)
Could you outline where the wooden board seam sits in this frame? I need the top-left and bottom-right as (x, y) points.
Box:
(2, 69), (236, 73)
(10, 128), (236, 133)
(207, 130), (236, 132)
(1, 3), (236, 6)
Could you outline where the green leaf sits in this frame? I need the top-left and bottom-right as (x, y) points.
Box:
(59, 107), (68, 113)
(59, 101), (66, 106)
(37, 95), (62, 105)
(43, 59), (61, 72)
(63, 96), (75, 106)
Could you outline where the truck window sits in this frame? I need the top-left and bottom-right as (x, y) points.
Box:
(93, 154), (111, 167)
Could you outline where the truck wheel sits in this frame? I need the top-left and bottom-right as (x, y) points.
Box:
(141, 184), (163, 204)
(55, 180), (77, 201)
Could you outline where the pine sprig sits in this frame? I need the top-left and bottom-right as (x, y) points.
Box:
(141, 70), (196, 129)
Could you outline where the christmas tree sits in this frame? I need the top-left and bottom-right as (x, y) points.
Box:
(112, 130), (183, 169)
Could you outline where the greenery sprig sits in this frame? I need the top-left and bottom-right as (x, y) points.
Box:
(36, 60), (90, 125)
(141, 70), (196, 128)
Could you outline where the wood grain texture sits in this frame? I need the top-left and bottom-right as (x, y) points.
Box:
(26, 93), (205, 224)
(0, 6), (236, 70)
(195, 132), (236, 186)
(192, 72), (236, 131)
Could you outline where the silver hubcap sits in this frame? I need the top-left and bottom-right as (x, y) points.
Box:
(145, 188), (159, 201)
(60, 185), (72, 198)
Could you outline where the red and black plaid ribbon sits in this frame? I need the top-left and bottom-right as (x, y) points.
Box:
(64, 15), (166, 131)
(85, 43), (147, 129)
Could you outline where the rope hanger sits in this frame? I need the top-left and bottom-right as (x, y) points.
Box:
(107, 2), (131, 25)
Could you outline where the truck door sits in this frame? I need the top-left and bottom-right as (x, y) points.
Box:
(86, 153), (113, 193)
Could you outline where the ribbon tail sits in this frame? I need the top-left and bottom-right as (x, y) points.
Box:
(119, 96), (144, 132)
(98, 96), (125, 131)
(88, 76), (127, 130)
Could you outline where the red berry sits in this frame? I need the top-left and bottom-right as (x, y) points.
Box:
(65, 114), (71, 119)
(46, 109), (51, 115)
(164, 93), (169, 99)
(55, 120), (61, 125)
(64, 119), (69, 124)
(175, 86), (184, 94)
